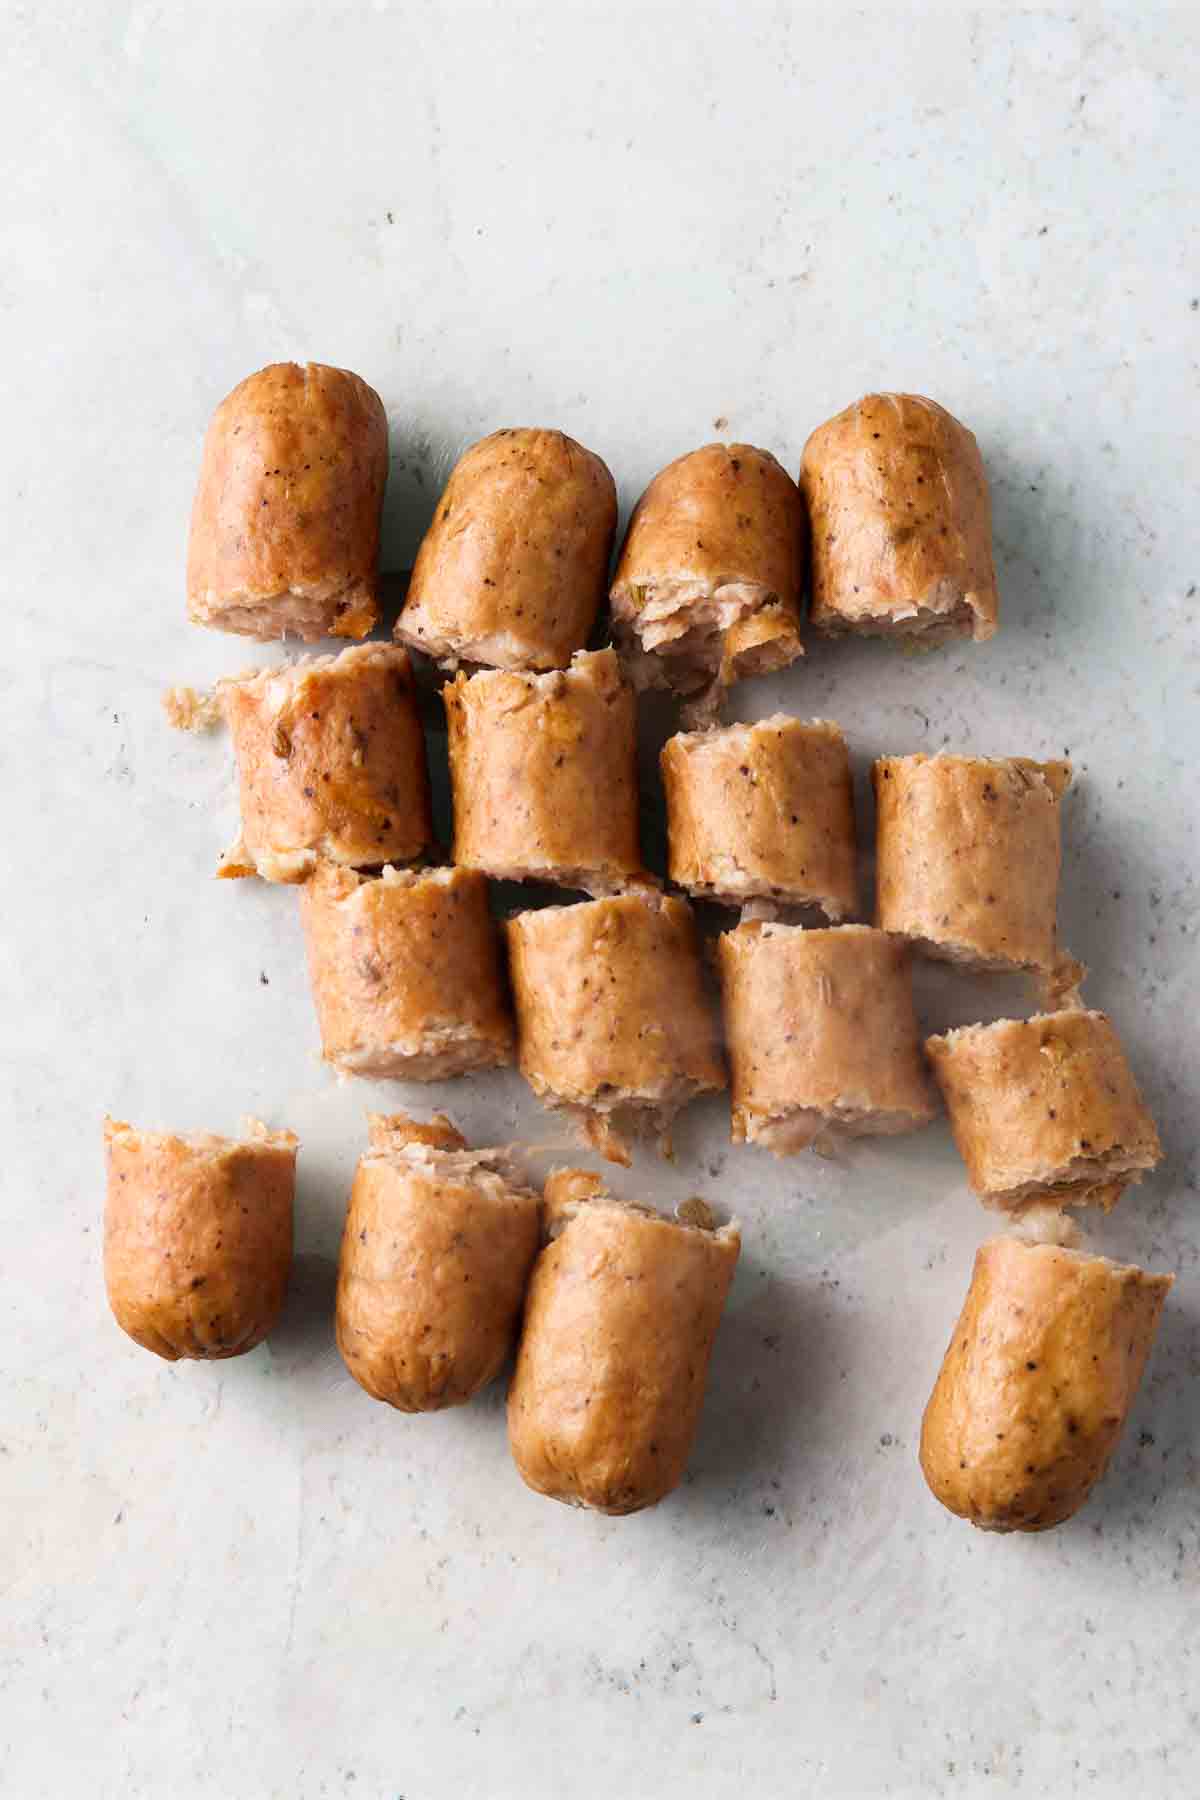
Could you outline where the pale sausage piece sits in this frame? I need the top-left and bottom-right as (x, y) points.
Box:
(220, 643), (432, 883)
(610, 443), (804, 698)
(444, 649), (643, 895)
(395, 428), (617, 670)
(717, 922), (937, 1153)
(925, 1010), (1162, 1214)
(920, 1236), (1171, 1532)
(801, 393), (998, 641)
(103, 1116), (296, 1361)
(187, 362), (388, 642)
(507, 1171), (740, 1514)
(662, 715), (856, 919)
(336, 1113), (540, 1412)
(299, 862), (514, 1080)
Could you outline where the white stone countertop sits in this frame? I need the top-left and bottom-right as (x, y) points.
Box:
(3, 5), (1197, 1795)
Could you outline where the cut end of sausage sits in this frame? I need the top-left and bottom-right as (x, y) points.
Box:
(609, 578), (803, 697)
(188, 578), (379, 643)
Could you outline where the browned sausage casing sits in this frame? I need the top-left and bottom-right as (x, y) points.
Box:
(299, 862), (514, 1080)
(505, 894), (725, 1163)
(336, 1113), (540, 1412)
(662, 715), (857, 918)
(395, 428), (617, 670)
(507, 1171), (740, 1513)
(220, 644), (432, 882)
(801, 394), (999, 641)
(920, 1237), (1171, 1532)
(610, 443), (805, 695)
(874, 753), (1070, 972)
(103, 1117), (296, 1361)
(717, 922), (937, 1153)
(187, 362), (388, 641)
(444, 649), (643, 894)
(925, 1011), (1162, 1214)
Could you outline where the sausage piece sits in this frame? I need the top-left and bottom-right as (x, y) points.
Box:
(801, 394), (999, 641)
(925, 1010), (1162, 1214)
(505, 893), (725, 1163)
(187, 362), (388, 641)
(717, 922), (937, 1153)
(444, 649), (643, 894)
(920, 1236), (1172, 1531)
(103, 1116), (296, 1361)
(873, 753), (1071, 973)
(336, 1113), (541, 1412)
(395, 428), (617, 670)
(299, 862), (514, 1080)
(661, 715), (857, 919)
(507, 1170), (740, 1513)
(219, 643), (432, 882)
(610, 443), (805, 698)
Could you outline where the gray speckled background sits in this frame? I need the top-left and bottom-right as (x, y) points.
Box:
(3, 5), (1197, 1796)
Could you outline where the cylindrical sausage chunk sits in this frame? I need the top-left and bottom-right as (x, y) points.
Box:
(873, 753), (1071, 972)
(220, 643), (432, 882)
(505, 893), (725, 1164)
(508, 1170), (740, 1514)
(187, 362), (388, 641)
(661, 715), (857, 919)
(103, 1116), (296, 1361)
(717, 922), (937, 1153)
(920, 1236), (1172, 1532)
(336, 1113), (541, 1412)
(610, 443), (805, 697)
(395, 428), (617, 670)
(444, 649), (643, 895)
(298, 862), (514, 1080)
(801, 393), (999, 641)
(925, 1010), (1162, 1214)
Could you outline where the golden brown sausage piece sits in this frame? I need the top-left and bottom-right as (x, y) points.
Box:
(396, 428), (617, 670)
(662, 716), (857, 919)
(444, 649), (644, 894)
(103, 1117), (296, 1361)
(505, 894), (726, 1164)
(920, 1237), (1172, 1532)
(298, 862), (514, 1080)
(507, 1172), (740, 1513)
(220, 644), (432, 883)
(336, 1113), (540, 1413)
(925, 1011), (1162, 1214)
(187, 362), (388, 641)
(801, 394), (999, 641)
(717, 922), (937, 1154)
(874, 753), (1070, 972)
(610, 443), (805, 697)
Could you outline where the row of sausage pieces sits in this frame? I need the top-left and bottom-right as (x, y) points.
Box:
(175, 638), (1162, 1202)
(186, 363), (1000, 696)
(101, 1113), (1170, 1533)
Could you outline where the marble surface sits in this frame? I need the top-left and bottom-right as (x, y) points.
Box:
(4, 5), (1198, 1795)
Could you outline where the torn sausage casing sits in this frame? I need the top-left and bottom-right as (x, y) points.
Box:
(661, 715), (857, 920)
(507, 1171), (741, 1514)
(444, 648), (644, 895)
(395, 428), (617, 671)
(103, 1116), (297, 1361)
(873, 753), (1071, 974)
(336, 1113), (541, 1413)
(717, 922), (938, 1154)
(925, 1010), (1163, 1215)
(187, 361), (388, 642)
(505, 893), (726, 1164)
(220, 643), (432, 883)
(610, 443), (805, 696)
(800, 393), (999, 642)
(298, 861), (514, 1080)
(920, 1235), (1172, 1532)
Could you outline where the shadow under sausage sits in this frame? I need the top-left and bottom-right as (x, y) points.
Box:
(265, 1250), (340, 1376)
